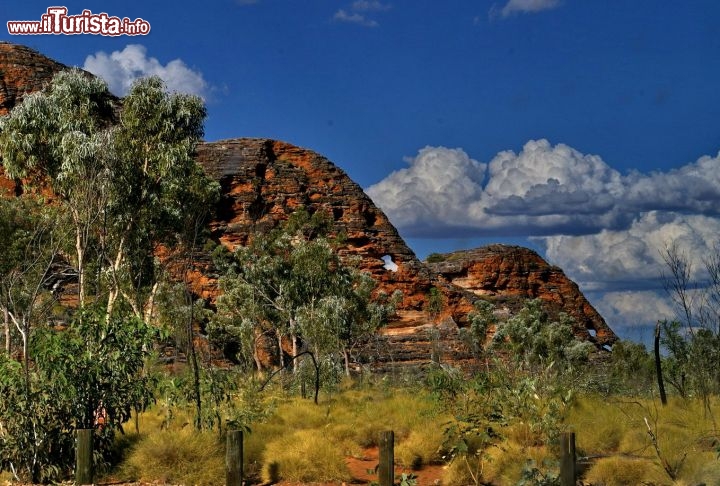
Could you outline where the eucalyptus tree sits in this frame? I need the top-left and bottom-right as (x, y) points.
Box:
(0, 69), (218, 480)
(0, 69), (217, 322)
(0, 197), (61, 402)
(211, 209), (398, 382)
(490, 299), (594, 370)
(659, 243), (720, 421)
(0, 70), (114, 308)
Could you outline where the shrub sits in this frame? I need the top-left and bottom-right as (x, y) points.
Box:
(443, 454), (480, 486)
(584, 456), (668, 486)
(483, 443), (555, 486)
(426, 252), (446, 263)
(261, 429), (350, 482)
(396, 427), (445, 469)
(565, 397), (629, 454)
(678, 451), (720, 485)
(119, 428), (225, 486)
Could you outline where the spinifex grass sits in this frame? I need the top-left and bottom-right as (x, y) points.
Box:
(566, 395), (720, 484)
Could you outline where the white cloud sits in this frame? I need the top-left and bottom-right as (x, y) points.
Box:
(83, 44), (209, 99)
(537, 212), (720, 292)
(333, 9), (379, 27)
(594, 291), (674, 328)
(334, 1), (390, 27)
(365, 146), (486, 231)
(367, 139), (720, 238)
(493, 0), (562, 18)
(483, 139), (624, 216)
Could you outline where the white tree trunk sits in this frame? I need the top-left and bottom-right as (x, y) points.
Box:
(4, 306), (10, 354)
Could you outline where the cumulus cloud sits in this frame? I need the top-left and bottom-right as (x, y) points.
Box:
(536, 212), (720, 291)
(367, 139), (720, 238)
(492, 0), (562, 18)
(365, 146), (486, 232)
(83, 44), (209, 99)
(334, 1), (390, 27)
(483, 140), (624, 216)
(593, 291), (675, 329)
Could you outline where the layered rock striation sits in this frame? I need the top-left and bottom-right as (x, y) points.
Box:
(0, 42), (67, 116)
(426, 245), (616, 346)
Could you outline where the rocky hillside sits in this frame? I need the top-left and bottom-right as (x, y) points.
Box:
(426, 245), (616, 346)
(0, 42), (68, 116)
(0, 42), (618, 370)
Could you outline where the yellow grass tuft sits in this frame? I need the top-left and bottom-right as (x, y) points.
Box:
(261, 428), (351, 483)
(483, 443), (554, 486)
(584, 456), (670, 486)
(396, 426), (446, 469)
(119, 427), (225, 486)
(443, 456), (480, 486)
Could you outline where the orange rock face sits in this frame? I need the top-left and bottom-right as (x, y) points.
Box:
(0, 42), (617, 370)
(426, 245), (617, 346)
(0, 42), (67, 116)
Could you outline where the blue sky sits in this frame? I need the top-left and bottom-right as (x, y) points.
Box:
(3, 0), (720, 343)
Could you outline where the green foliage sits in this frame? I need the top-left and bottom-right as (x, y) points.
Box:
(0, 353), (74, 482)
(439, 360), (572, 485)
(210, 208), (397, 384)
(425, 252), (446, 263)
(460, 299), (494, 359)
(659, 243), (720, 417)
(425, 287), (444, 319)
(0, 197), (60, 358)
(0, 306), (158, 482)
(661, 319), (720, 400)
(0, 69), (217, 316)
(399, 472), (419, 486)
(491, 299), (594, 370)
(34, 306), (159, 430)
(608, 340), (656, 395)
(517, 459), (560, 486)
(425, 364), (465, 398)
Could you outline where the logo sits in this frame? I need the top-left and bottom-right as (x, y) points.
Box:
(7, 7), (151, 36)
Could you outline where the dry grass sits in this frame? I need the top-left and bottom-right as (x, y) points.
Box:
(584, 456), (669, 486)
(261, 429), (351, 483)
(443, 455), (482, 486)
(396, 426), (446, 469)
(567, 395), (720, 485)
(118, 427), (225, 486)
(103, 384), (720, 486)
(479, 441), (554, 485)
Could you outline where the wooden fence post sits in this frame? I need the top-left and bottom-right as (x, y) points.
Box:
(226, 430), (244, 486)
(378, 430), (394, 486)
(560, 431), (576, 486)
(75, 428), (93, 485)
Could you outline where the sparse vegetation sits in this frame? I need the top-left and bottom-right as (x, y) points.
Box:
(426, 252), (447, 263)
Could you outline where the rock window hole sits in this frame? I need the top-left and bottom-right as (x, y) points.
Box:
(382, 255), (398, 272)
